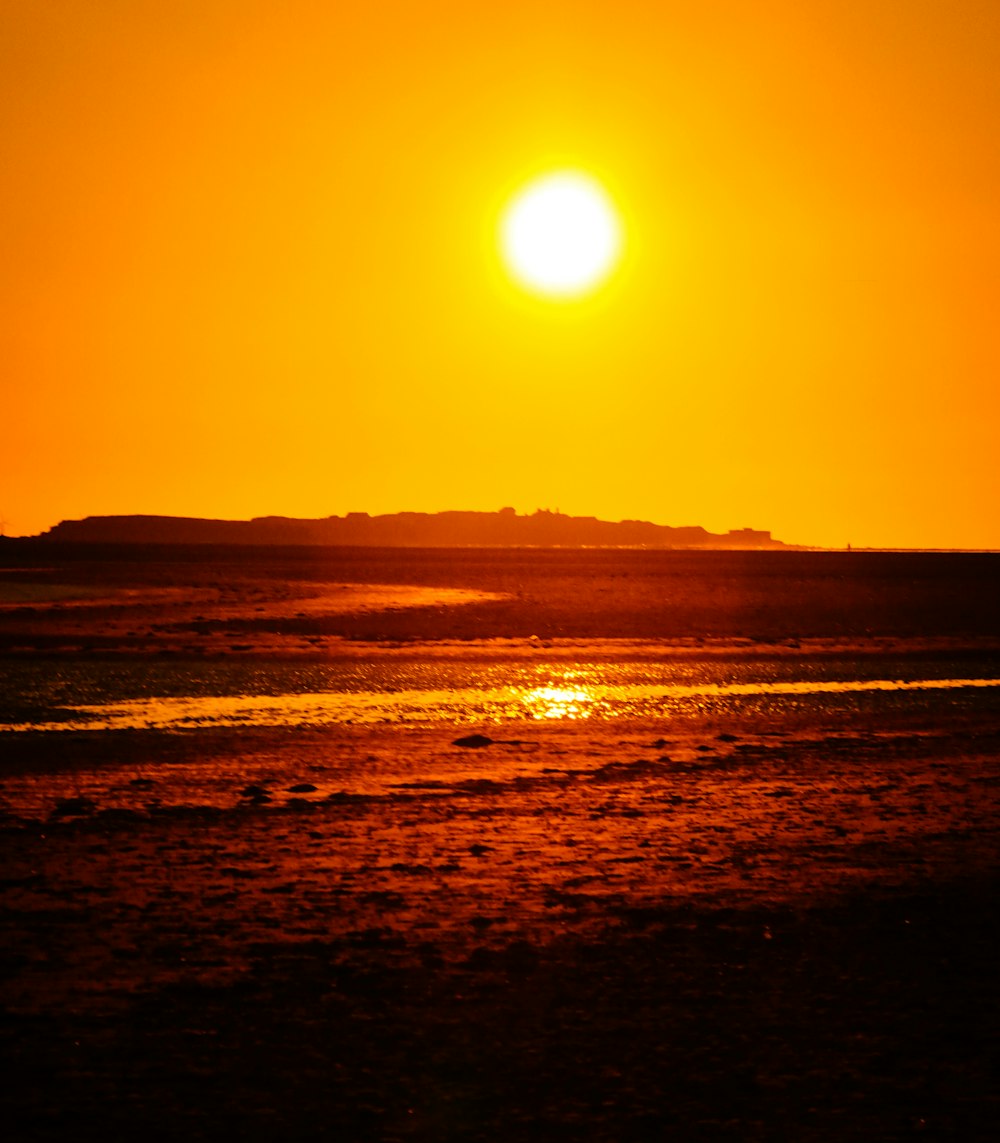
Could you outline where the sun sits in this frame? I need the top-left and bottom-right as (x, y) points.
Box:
(499, 171), (622, 298)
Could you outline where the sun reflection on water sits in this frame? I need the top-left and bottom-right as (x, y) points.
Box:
(4, 668), (1000, 733)
(522, 685), (594, 720)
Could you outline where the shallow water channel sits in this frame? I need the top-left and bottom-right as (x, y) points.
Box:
(4, 646), (1000, 731)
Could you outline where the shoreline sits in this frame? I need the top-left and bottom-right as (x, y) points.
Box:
(2, 549), (998, 1138)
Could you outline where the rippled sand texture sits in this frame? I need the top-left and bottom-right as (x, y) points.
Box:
(1, 547), (999, 1140)
(4, 714), (1000, 985)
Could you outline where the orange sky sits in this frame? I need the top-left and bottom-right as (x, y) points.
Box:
(3, 0), (999, 548)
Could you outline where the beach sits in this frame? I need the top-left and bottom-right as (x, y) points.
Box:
(1, 546), (998, 1140)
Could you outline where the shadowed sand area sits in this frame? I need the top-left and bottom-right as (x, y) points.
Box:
(1, 546), (998, 1140)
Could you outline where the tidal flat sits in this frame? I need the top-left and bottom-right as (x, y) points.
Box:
(1, 546), (998, 1140)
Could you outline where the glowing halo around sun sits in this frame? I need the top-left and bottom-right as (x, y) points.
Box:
(499, 171), (623, 298)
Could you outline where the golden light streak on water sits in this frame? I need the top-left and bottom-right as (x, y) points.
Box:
(4, 675), (1000, 733)
(522, 686), (594, 720)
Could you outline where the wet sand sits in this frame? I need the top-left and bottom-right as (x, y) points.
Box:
(1, 547), (999, 1140)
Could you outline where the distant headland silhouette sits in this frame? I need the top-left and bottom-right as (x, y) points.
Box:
(33, 509), (792, 549)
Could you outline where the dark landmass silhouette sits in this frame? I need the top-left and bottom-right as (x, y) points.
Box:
(32, 509), (794, 548)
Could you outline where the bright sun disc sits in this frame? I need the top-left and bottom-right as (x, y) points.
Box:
(500, 171), (622, 298)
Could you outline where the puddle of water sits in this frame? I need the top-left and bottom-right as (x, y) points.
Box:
(6, 675), (1000, 733)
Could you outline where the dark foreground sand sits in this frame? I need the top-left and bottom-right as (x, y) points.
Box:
(1, 547), (998, 1140)
(4, 712), (999, 1141)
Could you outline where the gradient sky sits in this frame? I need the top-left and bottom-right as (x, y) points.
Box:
(3, 0), (998, 548)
